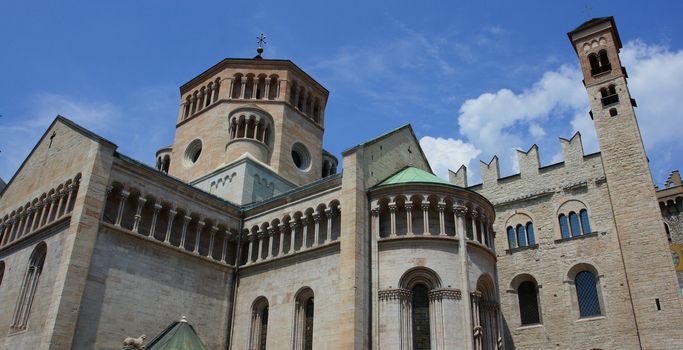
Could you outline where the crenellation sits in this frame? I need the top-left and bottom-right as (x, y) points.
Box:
(480, 156), (500, 189)
(449, 164), (468, 187)
(516, 144), (541, 178)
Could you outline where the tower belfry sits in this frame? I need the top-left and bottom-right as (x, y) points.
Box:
(156, 46), (337, 205)
(569, 17), (683, 348)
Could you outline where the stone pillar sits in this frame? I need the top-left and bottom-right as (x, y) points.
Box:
(193, 221), (205, 254)
(324, 209), (333, 244)
(301, 217), (309, 249)
(480, 215), (487, 246)
(405, 201), (413, 236)
(389, 202), (397, 238)
(179, 215), (192, 249)
(371, 207), (380, 239)
(278, 224), (286, 256)
(114, 190), (129, 227)
(422, 202), (430, 235)
(62, 184), (77, 216)
(312, 213), (321, 247)
(223, 77), (233, 100)
(289, 220), (298, 254)
(471, 292), (482, 350)
(132, 197), (147, 233)
(246, 232), (255, 264)
(208, 226), (218, 258)
(222, 230), (231, 263)
(37, 199), (49, 228)
(240, 80), (247, 99)
(149, 203), (162, 238)
(455, 204), (474, 350)
(164, 209), (177, 243)
(471, 208), (479, 242)
(266, 227), (275, 259)
(264, 80), (271, 99)
(257, 230), (265, 262)
(437, 201), (446, 236)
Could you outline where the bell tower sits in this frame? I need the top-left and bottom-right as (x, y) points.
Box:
(157, 43), (336, 204)
(569, 17), (683, 348)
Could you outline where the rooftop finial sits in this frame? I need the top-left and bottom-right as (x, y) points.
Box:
(255, 33), (267, 59)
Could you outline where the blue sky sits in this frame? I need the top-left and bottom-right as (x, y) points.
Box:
(1, 1), (682, 186)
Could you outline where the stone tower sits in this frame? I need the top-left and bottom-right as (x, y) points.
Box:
(156, 55), (337, 204)
(569, 17), (683, 348)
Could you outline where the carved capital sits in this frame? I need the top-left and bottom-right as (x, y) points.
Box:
(370, 207), (380, 217)
(454, 205), (468, 217)
(388, 202), (397, 212)
(428, 288), (462, 301)
(421, 203), (431, 211)
(378, 288), (413, 302)
(404, 201), (413, 211)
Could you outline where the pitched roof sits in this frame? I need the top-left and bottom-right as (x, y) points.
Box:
(144, 318), (208, 350)
(377, 166), (449, 187)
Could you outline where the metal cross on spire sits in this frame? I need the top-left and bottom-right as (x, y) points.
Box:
(256, 33), (267, 58)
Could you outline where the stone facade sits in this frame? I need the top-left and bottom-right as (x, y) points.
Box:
(0, 16), (681, 350)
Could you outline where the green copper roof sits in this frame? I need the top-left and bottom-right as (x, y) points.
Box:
(143, 319), (208, 350)
(378, 166), (450, 186)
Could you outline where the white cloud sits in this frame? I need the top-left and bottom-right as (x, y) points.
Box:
(419, 136), (481, 180)
(453, 40), (683, 182)
(0, 93), (121, 180)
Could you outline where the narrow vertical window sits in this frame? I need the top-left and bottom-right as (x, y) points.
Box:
(412, 284), (431, 350)
(507, 226), (516, 249)
(304, 298), (314, 350)
(575, 271), (601, 317)
(518, 281), (540, 325)
(526, 222), (536, 246)
(569, 212), (581, 237)
(579, 209), (591, 234)
(294, 288), (314, 350)
(516, 224), (527, 247)
(588, 53), (600, 75)
(598, 50), (611, 71)
(11, 242), (47, 332)
(559, 214), (570, 239)
(250, 298), (269, 350)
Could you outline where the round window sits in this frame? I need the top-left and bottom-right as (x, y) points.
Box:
(184, 139), (203, 167)
(291, 142), (311, 171)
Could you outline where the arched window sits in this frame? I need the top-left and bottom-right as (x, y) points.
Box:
(588, 53), (600, 75)
(579, 209), (591, 234)
(518, 281), (540, 325)
(598, 50), (611, 71)
(294, 288), (314, 350)
(525, 222), (536, 246)
(575, 271), (601, 318)
(11, 242), (47, 332)
(516, 224), (526, 247)
(601, 84), (619, 106)
(250, 297), (269, 350)
(569, 212), (581, 237)
(507, 227), (516, 249)
(412, 284), (430, 350)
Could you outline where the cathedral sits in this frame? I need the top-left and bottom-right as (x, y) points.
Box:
(0, 16), (681, 350)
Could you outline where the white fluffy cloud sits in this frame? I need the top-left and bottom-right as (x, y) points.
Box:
(451, 40), (683, 182)
(419, 136), (481, 180)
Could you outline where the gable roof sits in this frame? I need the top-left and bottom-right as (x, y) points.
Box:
(144, 318), (208, 350)
(376, 166), (449, 187)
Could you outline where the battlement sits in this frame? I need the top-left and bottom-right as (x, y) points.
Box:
(450, 132), (605, 205)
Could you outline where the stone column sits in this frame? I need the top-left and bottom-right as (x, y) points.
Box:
(266, 227), (275, 259)
(324, 209), (333, 244)
(455, 204), (474, 350)
(471, 208), (479, 242)
(422, 202), (430, 235)
(256, 230), (265, 262)
(37, 199), (49, 228)
(480, 215), (487, 246)
(149, 203), (163, 238)
(223, 77), (234, 100)
(301, 217), (309, 249)
(437, 201), (446, 236)
(405, 201), (413, 236)
(278, 224), (286, 256)
(61, 184), (77, 216)
(222, 230), (231, 263)
(179, 215), (192, 248)
(312, 213), (321, 247)
(371, 207), (380, 239)
(264, 80), (271, 99)
(193, 221), (205, 253)
(115, 190), (129, 227)
(246, 232), (255, 264)
(471, 292), (483, 350)
(240, 79), (247, 99)
(164, 209), (177, 243)
(208, 226), (218, 258)
(289, 220), (298, 253)
(132, 197), (147, 233)
(388, 202), (397, 238)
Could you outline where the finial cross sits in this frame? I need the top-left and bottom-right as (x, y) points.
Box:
(257, 33), (267, 48)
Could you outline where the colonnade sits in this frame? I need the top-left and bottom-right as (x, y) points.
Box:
(371, 194), (494, 250)
(183, 78), (221, 120)
(242, 202), (341, 265)
(103, 183), (239, 265)
(231, 74), (280, 101)
(289, 81), (322, 123)
(0, 174), (81, 248)
(229, 114), (272, 144)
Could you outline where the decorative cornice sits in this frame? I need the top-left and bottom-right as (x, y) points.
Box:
(429, 288), (462, 301)
(378, 288), (413, 302)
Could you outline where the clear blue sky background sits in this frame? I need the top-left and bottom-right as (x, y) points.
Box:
(1, 1), (681, 186)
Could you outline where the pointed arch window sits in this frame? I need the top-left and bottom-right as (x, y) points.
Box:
(575, 271), (601, 317)
(11, 242), (47, 332)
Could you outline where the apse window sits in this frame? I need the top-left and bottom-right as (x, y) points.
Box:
(184, 139), (203, 167)
(291, 142), (311, 171)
